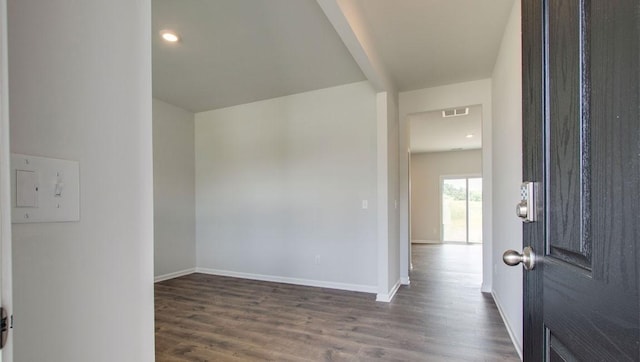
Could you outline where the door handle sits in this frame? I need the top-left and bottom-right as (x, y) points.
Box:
(503, 246), (536, 270)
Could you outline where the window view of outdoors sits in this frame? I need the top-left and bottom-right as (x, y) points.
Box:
(467, 178), (482, 243)
(442, 177), (482, 243)
(442, 179), (467, 242)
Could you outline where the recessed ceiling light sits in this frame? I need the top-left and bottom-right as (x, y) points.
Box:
(465, 134), (474, 138)
(160, 30), (180, 43)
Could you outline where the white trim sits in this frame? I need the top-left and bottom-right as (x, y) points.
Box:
(376, 278), (401, 302)
(196, 267), (378, 295)
(491, 291), (523, 360)
(480, 283), (491, 293)
(0, 0), (13, 359)
(400, 276), (410, 285)
(154, 268), (196, 283)
(411, 239), (441, 244)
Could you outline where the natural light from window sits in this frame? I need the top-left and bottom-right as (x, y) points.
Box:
(442, 177), (482, 243)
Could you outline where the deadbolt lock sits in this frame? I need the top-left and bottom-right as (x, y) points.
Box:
(517, 182), (537, 222)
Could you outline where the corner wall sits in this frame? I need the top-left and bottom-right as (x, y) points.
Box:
(194, 81), (378, 292)
(388, 95), (400, 293)
(490, 0), (523, 357)
(153, 99), (196, 280)
(376, 91), (401, 300)
(7, 0), (154, 361)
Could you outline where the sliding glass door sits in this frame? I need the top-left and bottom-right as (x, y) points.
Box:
(441, 176), (482, 243)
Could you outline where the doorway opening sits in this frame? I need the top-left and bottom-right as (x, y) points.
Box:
(408, 104), (483, 246)
(441, 176), (482, 243)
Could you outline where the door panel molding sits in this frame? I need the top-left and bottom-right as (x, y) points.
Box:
(545, 0), (592, 270)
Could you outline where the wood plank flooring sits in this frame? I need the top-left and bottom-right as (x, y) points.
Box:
(155, 244), (520, 361)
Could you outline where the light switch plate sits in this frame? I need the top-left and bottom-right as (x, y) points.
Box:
(11, 154), (80, 223)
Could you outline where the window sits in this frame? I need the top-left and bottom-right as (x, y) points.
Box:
(441, 177), (482, 243)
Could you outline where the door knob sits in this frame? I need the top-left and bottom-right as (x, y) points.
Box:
(503, 246), (536, 270)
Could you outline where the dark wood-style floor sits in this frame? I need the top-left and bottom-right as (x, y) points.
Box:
(155, 244), (520, 361)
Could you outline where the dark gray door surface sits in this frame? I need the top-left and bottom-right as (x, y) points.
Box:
(522, 0), (639, 360)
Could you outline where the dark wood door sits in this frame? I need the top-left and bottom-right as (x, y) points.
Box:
(522, 0), (639, 360)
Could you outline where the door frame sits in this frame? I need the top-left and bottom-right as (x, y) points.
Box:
(399, 93), (492, 292)
(0, 0), (13, 359)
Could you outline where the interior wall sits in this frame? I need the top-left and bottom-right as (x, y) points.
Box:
(386, 93), (400, 292)
(399, 79), (492, 290)
(194, 81), (378, 291)
(153, 99), (196, 279)
(410, 149), (482, 242)
(7, 0), (154, 361)
(376, 91), (401, 300)
(490, 0), (523, 357)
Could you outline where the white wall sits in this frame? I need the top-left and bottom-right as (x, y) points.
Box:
(153, 99), (196, 279)
(386, 93), (400, 293)
(491, 0), (523, 357)
(7, 1), (154, 361)
(410, 150), (482, 242)
(399, 79), (492, 290)
(376, 91), (401, 300)
(195, 81), (378, 292)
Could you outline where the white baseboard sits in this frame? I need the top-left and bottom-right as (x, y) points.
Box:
(491, 291), (523, 360)
(400, 276), (410, 285)
(481, 282), (492, 293)
(411, 239), (441, 244)
(154, 267), (196, 283)
(195, 267), (378, 295)
(376, 278), (401, 302)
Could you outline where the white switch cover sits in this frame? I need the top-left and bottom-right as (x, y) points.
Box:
(16, 170), (38, 207)
(11, 154), (80, 223)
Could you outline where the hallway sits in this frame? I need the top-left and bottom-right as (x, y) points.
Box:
(394, 244), (519, 360)
(155, 244), (519, 361)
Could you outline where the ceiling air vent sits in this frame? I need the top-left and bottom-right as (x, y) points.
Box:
(442, 107), (469, 118)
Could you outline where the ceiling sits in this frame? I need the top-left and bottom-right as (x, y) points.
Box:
(152, 0), (515, 112)
(347, 0), (514, 91)
(152, 0), (365, 112)
(409, 105), (482, 153)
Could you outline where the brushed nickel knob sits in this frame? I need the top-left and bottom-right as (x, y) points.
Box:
(516, 201), (528, 219)
(503, 246), (536, 270)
